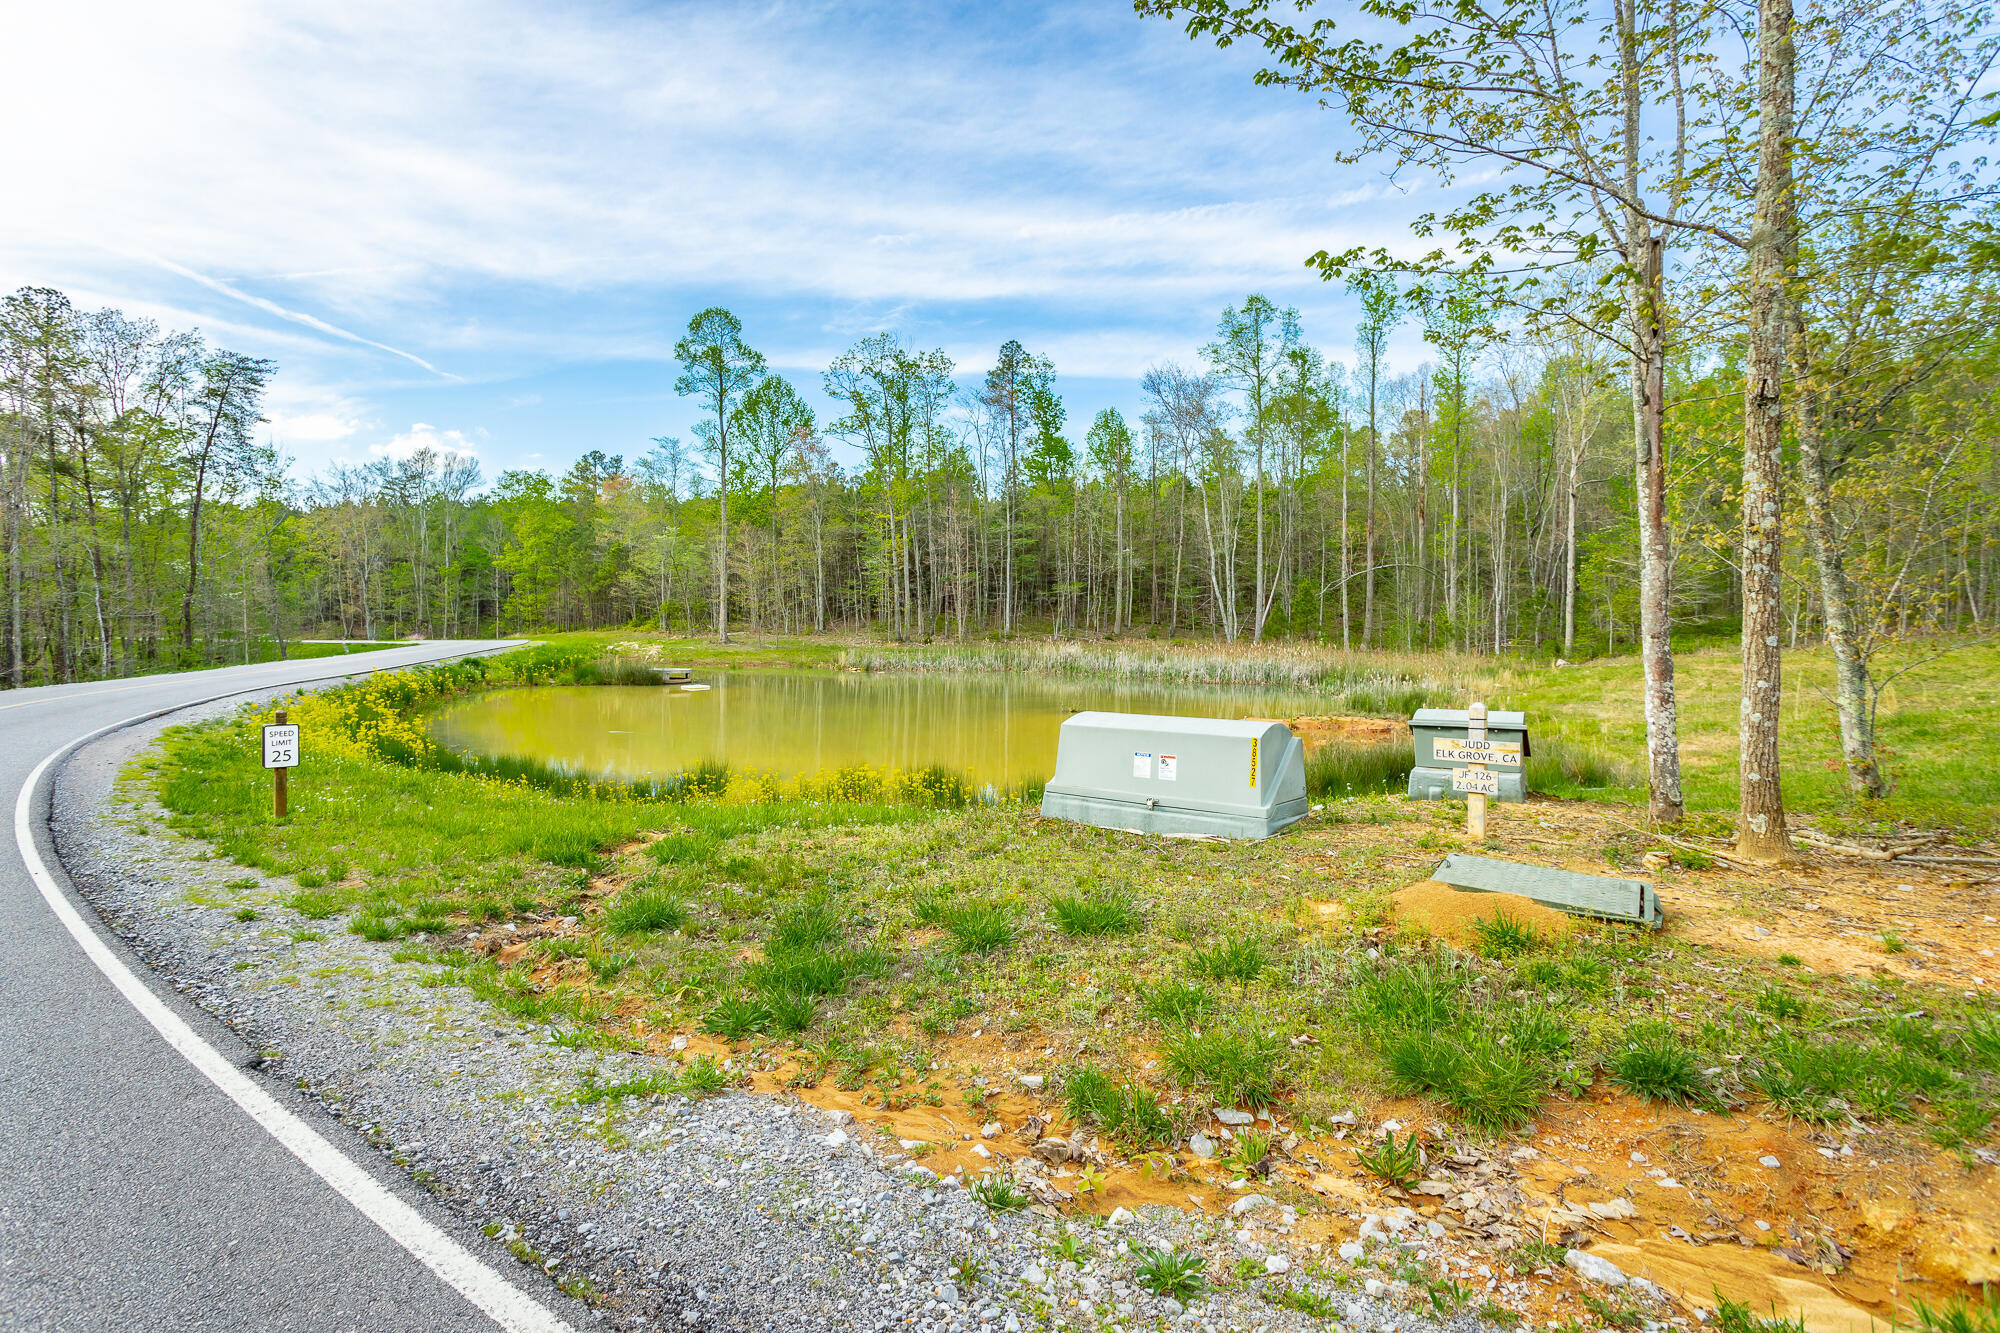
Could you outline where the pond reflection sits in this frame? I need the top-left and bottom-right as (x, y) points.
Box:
(428, 669), (1323, 788)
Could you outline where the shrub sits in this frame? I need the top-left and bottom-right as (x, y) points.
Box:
(648, 831), (723, 865)
(1064, 1067), (1119, 1124)
(289, 888), (348, 920)
(704, 994), (770, 1039)
(604, 889), (686, 935)
(1607, 1024), (1710, 1106)
(1470, 909), (1540, 959)
(940, 902), (1016, 954)
(1162, 1028), (1281, 1108)
(1304, 741), (1413, 798)
(970, 1174), (1028, 1211)
(1139, 979), (1215, 1027)
(1754, 986), (1806, 1023)
(1188, 935), (1268, 984)
(1049, 893), (1143, 936)
(1354, 1129), (1424, 1188)
(1133, 1246), (1207, 1302)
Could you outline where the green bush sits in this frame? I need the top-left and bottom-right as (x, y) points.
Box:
(1162, 1028), (1282, 1109)
(1304, 741), (1413, 798)
(939, 902), (1016, 954)
(1188, 935), (1269, 985)
(1470, 909), (1540, 959)
(1140, 979), (1215, 1028)
(1049, 893), (1143, 936)
(1606, 1024), (1710, 1106)
(604, 889), (687, 935)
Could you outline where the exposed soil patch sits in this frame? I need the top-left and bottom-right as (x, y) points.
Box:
(1391, 880), (1576, 949)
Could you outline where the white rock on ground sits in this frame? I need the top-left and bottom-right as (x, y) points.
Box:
(1565, 1248), (1629, 1287)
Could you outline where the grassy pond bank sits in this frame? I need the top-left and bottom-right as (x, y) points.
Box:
(138, 635), (2000, 1332)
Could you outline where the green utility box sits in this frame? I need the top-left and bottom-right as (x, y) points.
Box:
(1408, 707), (1531, 802)
(1041, 712), (1308, 840)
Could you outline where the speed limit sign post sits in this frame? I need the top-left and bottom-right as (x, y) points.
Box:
(261, 710), (300, 819)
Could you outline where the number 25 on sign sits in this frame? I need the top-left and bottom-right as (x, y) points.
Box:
(261, 712), (300, 818)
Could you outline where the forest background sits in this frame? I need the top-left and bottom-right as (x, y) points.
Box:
(3, 0), (1995, 853)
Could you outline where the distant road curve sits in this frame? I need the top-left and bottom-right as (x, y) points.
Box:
(0, 642), (578, 1333)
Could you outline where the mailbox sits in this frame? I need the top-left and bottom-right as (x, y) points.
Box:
(1408, 707), (1531, 802)
(1041, 712), (1308, 839)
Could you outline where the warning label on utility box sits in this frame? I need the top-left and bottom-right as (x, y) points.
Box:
(1451, 767), (1501, 796)
(1158, 755), (1178, 781)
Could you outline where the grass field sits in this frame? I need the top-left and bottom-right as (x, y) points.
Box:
(144, 638), (2000, 1159)
(542, 629), (2000, 829)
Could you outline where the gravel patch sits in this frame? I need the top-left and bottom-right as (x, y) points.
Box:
(51, 700), (1506, 1333)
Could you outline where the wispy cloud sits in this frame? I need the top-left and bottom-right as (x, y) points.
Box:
(150, 258), (456, 378)
(0, 1), (1441, 474)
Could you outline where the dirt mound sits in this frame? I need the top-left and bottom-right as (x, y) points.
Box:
(1243, 714), (1408, 751)
(1391, 879), (1573, 947)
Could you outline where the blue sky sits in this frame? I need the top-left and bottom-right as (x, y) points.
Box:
(2, 0), (1444, 485)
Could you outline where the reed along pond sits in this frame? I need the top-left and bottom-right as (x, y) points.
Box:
(427, 668), (1325, 789)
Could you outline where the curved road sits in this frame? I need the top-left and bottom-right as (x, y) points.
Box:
(0, 643), (578, 1333)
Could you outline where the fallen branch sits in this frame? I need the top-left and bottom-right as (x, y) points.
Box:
(1792, 829), (1946, 860)
(1601, 818), (1763, 872)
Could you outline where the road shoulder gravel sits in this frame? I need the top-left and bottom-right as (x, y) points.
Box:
(52, 700), (1497, 1333)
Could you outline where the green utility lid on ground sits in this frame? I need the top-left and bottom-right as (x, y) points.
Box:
(1432, 852), (1663, 928)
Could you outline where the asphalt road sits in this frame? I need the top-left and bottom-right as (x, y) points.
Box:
(0, 643), (578, 1333)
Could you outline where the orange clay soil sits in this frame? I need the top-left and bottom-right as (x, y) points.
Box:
(1390, 880), (1576, 949)
(448, 794), (1999, 1333)
(1268, 714), (1409, 750)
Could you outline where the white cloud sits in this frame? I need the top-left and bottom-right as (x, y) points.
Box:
(0, 2), (1389, 314)
(268, 409), (364, 443)
(367, 423), (480, 462)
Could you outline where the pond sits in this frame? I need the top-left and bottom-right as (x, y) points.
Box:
(427, 668), (1329, 789)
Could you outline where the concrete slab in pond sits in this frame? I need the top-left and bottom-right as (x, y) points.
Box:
(1432, 852), (1662, 928)
(1040, 712), (1307, 840)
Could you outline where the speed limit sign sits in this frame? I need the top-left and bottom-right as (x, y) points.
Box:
(261, 724), (300, 769)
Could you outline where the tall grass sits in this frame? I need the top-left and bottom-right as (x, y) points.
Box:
(1305, 741), (1413, 797)
(846, 639), (1492, 712)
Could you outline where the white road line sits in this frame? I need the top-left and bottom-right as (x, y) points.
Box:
(9, 679), (572, 1333)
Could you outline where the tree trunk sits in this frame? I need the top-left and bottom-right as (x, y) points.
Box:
(1791, 296), (1886, 800)
(1736, 0), (1795, 861)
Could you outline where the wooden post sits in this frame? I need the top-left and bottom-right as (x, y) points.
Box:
(274, 709), (289, 820)
(1466, 700), (1488, 840)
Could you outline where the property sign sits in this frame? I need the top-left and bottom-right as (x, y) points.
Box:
(1451, 767), (1500, 796)
(1433, 739), (1521, 767)
(261, 724), (300, 770)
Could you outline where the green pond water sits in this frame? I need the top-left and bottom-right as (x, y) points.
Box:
(427, 669), (1327, 789)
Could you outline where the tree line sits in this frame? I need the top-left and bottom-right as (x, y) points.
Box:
(4, 0), (1994, 860)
